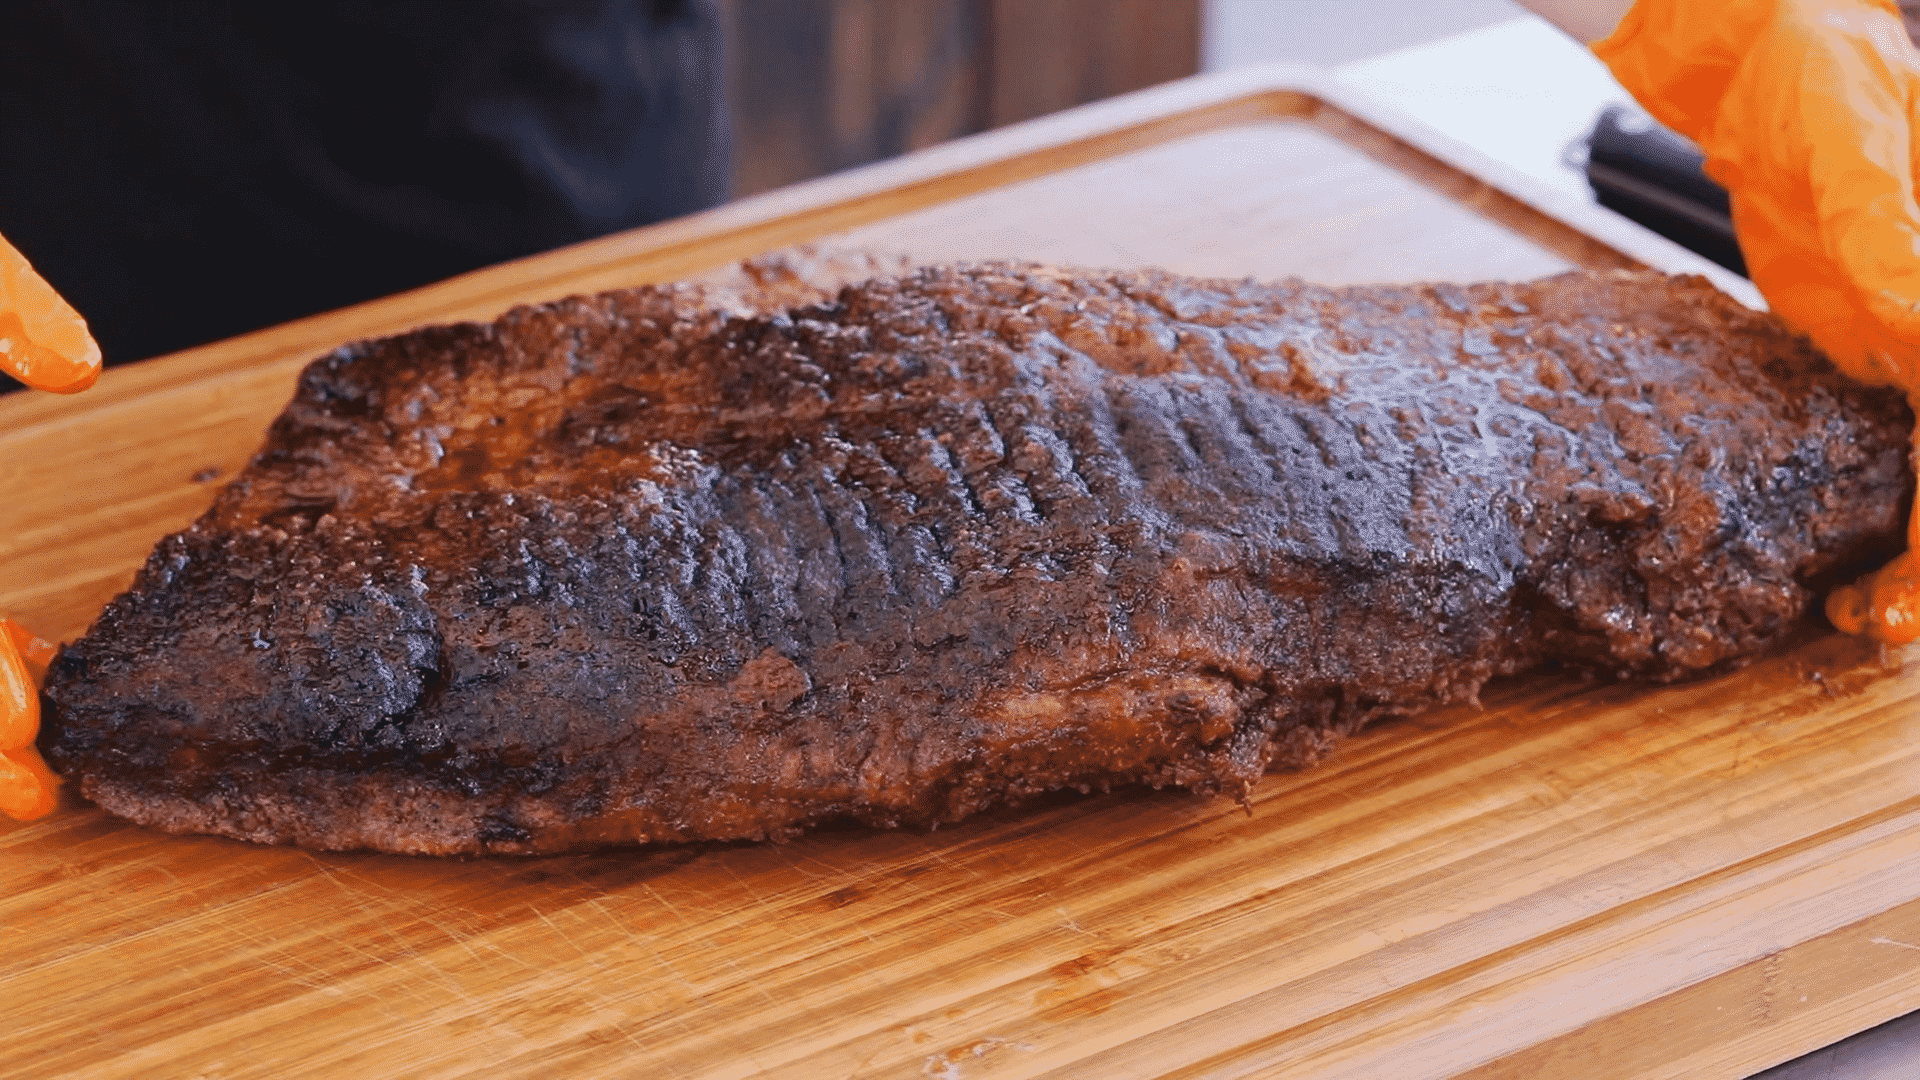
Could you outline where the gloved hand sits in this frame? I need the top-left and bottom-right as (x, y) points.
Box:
(1595, 0), (1920, 644)
(0, 619), (59, 821)
(0, 232), (100, 393)
(0, 233), (94, 819)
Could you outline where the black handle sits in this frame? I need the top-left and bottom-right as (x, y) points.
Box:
(1580, 105), (1746, 276)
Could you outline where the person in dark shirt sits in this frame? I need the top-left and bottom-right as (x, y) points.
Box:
(0, 0), (727, 374)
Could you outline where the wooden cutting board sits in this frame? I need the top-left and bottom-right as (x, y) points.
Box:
(4, 66), (1917, 1080)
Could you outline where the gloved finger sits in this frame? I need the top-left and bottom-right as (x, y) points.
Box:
(1, 618), (57, 686)
(0, 622), (59, 822)
(1792, 5), (1920, 385)
(0, 745), (58, 821)
(0, 622), (38, 750)
(1687, 1), (1920, 385)
(1746, 219), (1912, 389)
(1591, 0), (1774, 142)
(0, 233), (100, 394)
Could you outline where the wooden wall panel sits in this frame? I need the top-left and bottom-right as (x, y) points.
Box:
(723, 0), (1200, 197)
(723, 0), (987, 198)
(986, 0), (1202, 128)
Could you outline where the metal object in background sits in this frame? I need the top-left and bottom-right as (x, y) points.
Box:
(1570, 104), (1746, 277)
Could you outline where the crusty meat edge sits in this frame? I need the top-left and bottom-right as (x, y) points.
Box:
(39, 264), (1916, 854)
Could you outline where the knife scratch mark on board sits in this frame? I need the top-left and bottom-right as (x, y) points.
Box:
(641, 881), (700, 929)
(219, 917), (342, 996)
(578, 894), (633, 939)
(533, 907), (594, 964)
(633, 887), (703, 995)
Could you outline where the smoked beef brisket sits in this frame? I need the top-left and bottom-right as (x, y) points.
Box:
(39, 266), (1915, 853)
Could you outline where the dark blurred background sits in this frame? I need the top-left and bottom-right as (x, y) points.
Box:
(0, 0), (1197, 391)
(0, 0), (1808, 394)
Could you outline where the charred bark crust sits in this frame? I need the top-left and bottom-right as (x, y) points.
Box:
(41, 265), (1915, 853)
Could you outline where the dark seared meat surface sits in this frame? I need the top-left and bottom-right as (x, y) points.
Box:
(39, 265), (1914, 854)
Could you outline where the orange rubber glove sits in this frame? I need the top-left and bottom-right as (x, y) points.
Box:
(0, 236), (93, 819)
(0, 232), (100, 393)
(1595, 0), (1920, 644)
(0, 619), (59, 821)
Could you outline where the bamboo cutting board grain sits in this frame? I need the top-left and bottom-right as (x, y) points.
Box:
(1, 67), (1914, 1079)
